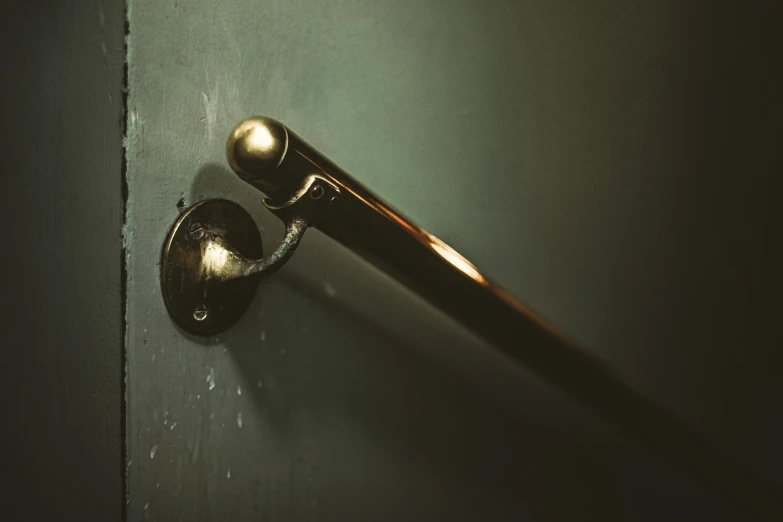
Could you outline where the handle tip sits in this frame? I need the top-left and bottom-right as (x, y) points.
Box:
(226, 117), (289, 193)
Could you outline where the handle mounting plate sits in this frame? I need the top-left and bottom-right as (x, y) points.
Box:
(160, 199), (263, 336)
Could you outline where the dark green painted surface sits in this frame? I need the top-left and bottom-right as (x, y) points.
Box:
(0, 1), (125, 520)
(0, 1), (779, 520)
(124, 1), (781, 521)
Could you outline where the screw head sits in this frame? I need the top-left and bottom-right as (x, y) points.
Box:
(328, 195), (340, 207)
(189, 222), (205, 240)
(310, 185), (324, 199)
(193, 304), (208, 321)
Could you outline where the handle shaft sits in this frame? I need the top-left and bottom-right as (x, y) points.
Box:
(227, 117), (781, 520)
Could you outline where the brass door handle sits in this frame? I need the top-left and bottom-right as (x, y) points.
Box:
(161, 117), (782, 520)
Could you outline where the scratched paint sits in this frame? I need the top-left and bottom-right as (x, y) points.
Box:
(121, 0), (774, 520)
(123, 1), (619, 519)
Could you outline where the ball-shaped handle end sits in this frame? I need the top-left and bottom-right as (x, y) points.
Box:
(226, 117), (289, 193)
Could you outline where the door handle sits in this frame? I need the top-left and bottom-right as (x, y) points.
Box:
(160, 117), (781, 520)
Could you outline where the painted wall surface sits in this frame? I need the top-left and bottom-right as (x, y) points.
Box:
(125, 1), (781, 521)
(0, 1), (125, 520)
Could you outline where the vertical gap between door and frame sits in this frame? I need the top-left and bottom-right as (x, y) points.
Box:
(120, 0), (131, 519)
